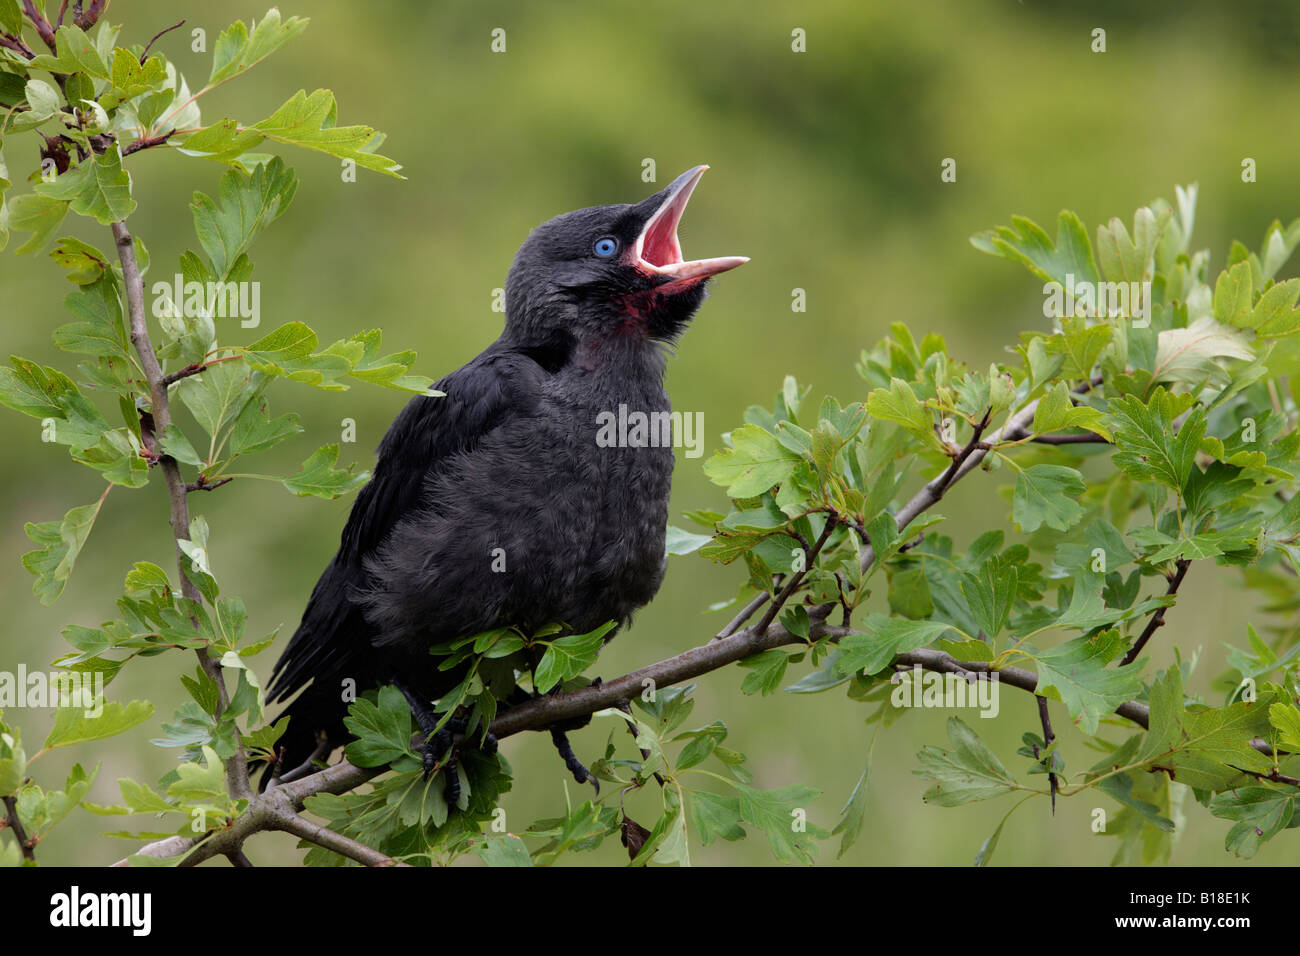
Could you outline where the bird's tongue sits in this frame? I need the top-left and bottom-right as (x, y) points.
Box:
(640, 192), (687, 268)
(635, 166), (748, 287)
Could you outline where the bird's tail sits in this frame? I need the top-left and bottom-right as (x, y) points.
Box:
(253, 685), (347, 790)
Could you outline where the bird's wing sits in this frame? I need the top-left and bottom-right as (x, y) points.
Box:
(267, 346), (546, 705)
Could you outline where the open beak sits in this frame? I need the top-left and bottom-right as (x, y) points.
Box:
(633, 165), (748, 292)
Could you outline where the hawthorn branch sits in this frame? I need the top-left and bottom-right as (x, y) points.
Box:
(140, 18), (184, 62)
(122, 129), (175, 157)
(185, 475), (233, 493)
(1036, 695), (1058, 813)
(120, 616), (1296, 865)
(112, 221), (250, 802)
(2, 794), (35, 862)
(160, 353), (239, 386)
(752, 518), (835, 634)
(0, 32), (36, 58)
(71, 0), (108, 32)
(1120, 558), (1191, 666)
(1031, 431), (1111, 445)
(21, 0), (56, 52)
(113, 759), (402, 867)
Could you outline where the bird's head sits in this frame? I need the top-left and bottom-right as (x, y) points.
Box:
(504, 166), (747, 349)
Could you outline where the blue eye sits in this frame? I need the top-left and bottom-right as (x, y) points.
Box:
(593, 236), (619, 257)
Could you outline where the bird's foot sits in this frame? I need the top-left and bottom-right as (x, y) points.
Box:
(550, 727), (598, 795)
(392, 681), (498, 804)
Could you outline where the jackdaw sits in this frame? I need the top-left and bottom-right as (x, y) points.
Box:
(265, 166), (746, 795)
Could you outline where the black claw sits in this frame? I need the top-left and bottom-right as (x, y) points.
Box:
(550, 727), (597, 794)
(443, 752), (461, 805)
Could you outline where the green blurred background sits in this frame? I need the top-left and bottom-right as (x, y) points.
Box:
(3, 0), (1299, 865)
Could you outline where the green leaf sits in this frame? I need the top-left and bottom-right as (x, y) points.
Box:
(35, 146), (136, 225)
(533, 622), (616, 693)
(181, 89), (403, 178)
(703, 424), (801, 498)
(1268, 701), (1300, 751)
(674, 722), (726, 770)
(167, 746), (228, 808)
(737, 649), (789, 696)
(476, 833), (532, 866)
(1137, 668), (1275, 791)
(1096, 772), (1175, 833)
(1031, 382), (1111, 440)
(971, 210), (1099, 287)
(1095, 206), (1171, 285)
(102, 49), (168, 110)
(866, 377), (939, 448)
(1213, 260), (1255, 327)
(688, 789), (745, 846)
(160, 424), (203, 466)
(736, 783), (823, 864)
(175, 360), (258, 437)
(0, 357), (80, 419)
(278, 443), (369, 498)
(1107, 388), (1204, 493)
(28, 24), (109, 78)
(664, 525), (712, 556)
(43, 699), (153, 750)
(190, 157), (297, 280)
(227, 395), (302, 457)
(9, 193), (69, 254)
(1230, 277), (1300, 338)
(915, 717), (1020, 806)
(835, 615), (952, 677)
(832, 739), (874, 859)
(1047, 315), (1111, 381)
(342, 685), (413, 767)
(22, 494), (106, 604)
(1012, 464), (1086, 533)
(1024, 630), (1144, 734)
(1208, 787), (1296, 858)
(207, 9), (310, 87)
(49, 236), (111, 286)
(1153, 317), (1253, 386)
(961, 556), (1018, 639)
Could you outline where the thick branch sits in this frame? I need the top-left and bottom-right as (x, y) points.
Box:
(271, 810), (404, 867)
(111, 222), (250, 802)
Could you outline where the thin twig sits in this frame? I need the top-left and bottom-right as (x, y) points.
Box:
(1120, 558), (1191, 666)
(2, 795), (35, 862)
(0, 32), (36, 58)
(753, 518), (836, 635)
(122, 129), (175, 157)
(20, 0), (56, 52)
(1030, 432), (1112, 445)
(140, 19), (184, 62)
(1036, 695), (1058, 814)
(185, 475), (232, 493)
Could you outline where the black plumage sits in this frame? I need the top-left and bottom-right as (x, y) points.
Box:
(265, 166), (746, 784)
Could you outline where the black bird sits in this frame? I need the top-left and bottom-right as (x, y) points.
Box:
(264, 166), (746, 793)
